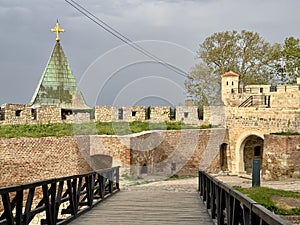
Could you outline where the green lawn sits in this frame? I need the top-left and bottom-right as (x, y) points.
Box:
(234, 186), (300, 215)
(0, 121), (200, 138)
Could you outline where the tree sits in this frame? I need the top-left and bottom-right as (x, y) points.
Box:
(184, 63), (222, 117)
(279, 37), (300, 83)
(199, 30), (281, 85)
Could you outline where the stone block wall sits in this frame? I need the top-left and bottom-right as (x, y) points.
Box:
(225, 107), (300, 133)
(175, 106), (199, 125)
(270, 91), (300, 109)
(0, 104), (33, 124)
(203, 106), (226, 127)
(220, 107), (300, 173)
(149, 106), (170, 122)
(122, 106), (145, 122)
(89, 135), (131, 175)
(65, 112), (90, 123)
(36, 105), (61, 123)
(263, 134), (300, 180)
(0, 104), (63, 125)
(95, 106), (118, 122)
(129, 129), (228, 177)
(0, 136), (92, 187)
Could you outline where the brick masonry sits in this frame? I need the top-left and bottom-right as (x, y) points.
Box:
(0, 136), (92, 187)
(262, 134), (300, 180)
(0, 129), (228, 187)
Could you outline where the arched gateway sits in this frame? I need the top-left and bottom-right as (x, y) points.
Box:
(239, 134), (264, 174)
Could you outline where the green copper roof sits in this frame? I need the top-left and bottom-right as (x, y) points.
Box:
(30, 42), (90, 110)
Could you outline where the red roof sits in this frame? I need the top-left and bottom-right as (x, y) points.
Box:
(221, 71), (240, 77)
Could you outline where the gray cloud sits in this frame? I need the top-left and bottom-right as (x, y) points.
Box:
(1, 0), (300, 105)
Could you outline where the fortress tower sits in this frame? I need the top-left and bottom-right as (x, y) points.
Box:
(221, 71), (239, 105)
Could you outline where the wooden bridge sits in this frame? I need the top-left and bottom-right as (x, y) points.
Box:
(70, 190), (212, 225)
(0, 167), (291, 225)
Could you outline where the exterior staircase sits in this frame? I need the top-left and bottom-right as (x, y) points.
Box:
(239, 95), (270, 108)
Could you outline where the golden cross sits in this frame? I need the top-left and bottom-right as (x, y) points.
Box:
(51, 21), (65, 42)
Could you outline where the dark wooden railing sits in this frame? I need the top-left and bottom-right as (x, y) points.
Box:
(198, 169), (291, 225)
(0, 166), (120, 225)
(239, 95), (270, 108)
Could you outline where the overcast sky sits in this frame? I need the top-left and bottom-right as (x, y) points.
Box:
(1, 0), (300, 106)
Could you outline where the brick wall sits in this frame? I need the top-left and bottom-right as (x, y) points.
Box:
(0, 136), (92, 187)
(263, 134), (300, 180)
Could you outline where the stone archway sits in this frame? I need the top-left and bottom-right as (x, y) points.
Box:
(240, 135), (264, 174)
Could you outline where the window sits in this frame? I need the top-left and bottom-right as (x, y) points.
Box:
(31, 108), (37, 120)
(184, 112), (189, 118)
(118, 108), (123, 120)
(226, 81), (228, 85)
(15, 110), (22, 117)
(132, 111), (137, 117)
(232, 81), (234, 85)
(260, 88), (263, 93)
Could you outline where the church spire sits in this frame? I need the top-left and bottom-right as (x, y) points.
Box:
(30, 22), (90, 110)
(51, 20), (65, 42)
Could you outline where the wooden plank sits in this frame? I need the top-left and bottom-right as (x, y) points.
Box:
(70, 191), (213, 225)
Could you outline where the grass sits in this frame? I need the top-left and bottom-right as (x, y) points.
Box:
(234, 186), (300, 215)
(0, 121), (208, 138)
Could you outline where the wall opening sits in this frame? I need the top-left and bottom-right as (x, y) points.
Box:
(132, 111), (137, 117)
(31, 108), (37, 120)
(15, 110), (22, 117)
(184, 112), (189, 118)
(0, 107), (4, 121)
(61, 109), (72, 120)
(141, 163), (148, 174)
(220, 143), (228, 171)
(241, 135), (264, 174)
(169, 107), (176, 120)
(118, 108), (123, 120)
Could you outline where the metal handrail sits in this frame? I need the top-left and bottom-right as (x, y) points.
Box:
(198, 169), (292, 225)
(0, 166), (120, 225)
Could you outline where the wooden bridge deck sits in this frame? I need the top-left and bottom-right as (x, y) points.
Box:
(70, 190), (213, 225)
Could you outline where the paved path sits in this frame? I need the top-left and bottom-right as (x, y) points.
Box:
(70, 177), (213, 225)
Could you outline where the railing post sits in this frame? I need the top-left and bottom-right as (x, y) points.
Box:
(116, 167), (120, 190)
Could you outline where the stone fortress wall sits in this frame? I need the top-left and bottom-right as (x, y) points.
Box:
(2, 71), (300, 181)
(0, 101), (200, 125)
(206, 71), (300, 178)
(0, 129), (227, 187)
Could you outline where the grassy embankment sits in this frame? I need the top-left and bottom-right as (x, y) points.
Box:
(0, 121), (212, 138)
(234, 186), (300, 215)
